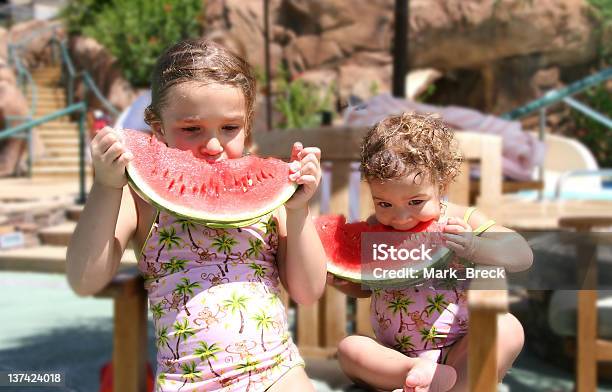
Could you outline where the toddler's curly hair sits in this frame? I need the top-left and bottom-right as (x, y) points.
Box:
(360, 112), (463, 191)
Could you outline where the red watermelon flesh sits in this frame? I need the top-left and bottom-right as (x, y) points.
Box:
(314, 215), (451, 286)
(122, 129), (297, 225)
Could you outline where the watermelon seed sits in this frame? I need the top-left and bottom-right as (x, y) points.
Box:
(260, 169), (268, 179)
(179, 184), (186, 195)
(255, 171), (262, 182)
(247, 178), (253, 186)
(178, 174), (184, 183)
(192, 185), (198, 194)
(163, 169), (169, 178)
(168, 179), (175, 190)
(151, 167), (157, 175)
(200, 183), (206, 194)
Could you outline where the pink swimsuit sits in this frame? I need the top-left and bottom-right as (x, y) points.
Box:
(138, 210), (304, 391)
(370, 208), (495, 364)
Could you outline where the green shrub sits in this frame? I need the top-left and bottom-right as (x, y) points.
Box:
(62, 0), (203, 87)
(273, 66), (335, 129)
(60, 0), (112, 35)
(588, 0), (612, 62)
(571, 84), (612, 167)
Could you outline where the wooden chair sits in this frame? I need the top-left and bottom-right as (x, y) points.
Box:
(253, 126), (507, 391)
(559, 216), (612, 392)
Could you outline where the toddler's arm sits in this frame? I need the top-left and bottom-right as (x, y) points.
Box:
(327, 273), (372, 298)
(444, 204), (533, 273)
(66, 127), (137, 296)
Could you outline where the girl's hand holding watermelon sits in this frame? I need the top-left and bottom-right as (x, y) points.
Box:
(90, 126), (133, 189)
(285, 141), (322, 210)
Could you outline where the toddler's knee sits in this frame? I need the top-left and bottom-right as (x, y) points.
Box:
(500, 313), (524, 356)
(337, 335), (367, 368)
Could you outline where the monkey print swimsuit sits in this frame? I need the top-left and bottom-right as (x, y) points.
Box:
(138, 210), (304, 391)
(370, 208), (495, 364)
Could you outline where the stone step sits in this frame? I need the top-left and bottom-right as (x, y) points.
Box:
(33, 157), (82, 168)
(31, 167), (92, 179)
(66, 205), (84, 222)
(32, 73), (61, 80)
(44, 138), (79, 148)
(27, 90), (65, 98)
(36, 97), (66, 110)
(44, 146), (80, 157)
(37, 121), (78, 130)
(36, 130), (79, 138)
(0, 245), (137, 274)
(27, 89), (65, 96)
(32, 67), (61, 76)
(33, 82), (61, 88)
(27, 96), (66, 105)
(33, 112), (71, 121)
(29, 102), (66, 110)
(38, 221), (76, 246)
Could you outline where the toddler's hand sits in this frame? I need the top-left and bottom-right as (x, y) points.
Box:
(91, 126), (133, 189)
(326, 272), (348, 288)
(285, 142), (321, 210)
(443, 217), (476, 261)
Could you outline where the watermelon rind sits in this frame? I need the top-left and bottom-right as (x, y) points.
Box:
(126, 164), (298, 227)
(327, 247), (454, 288)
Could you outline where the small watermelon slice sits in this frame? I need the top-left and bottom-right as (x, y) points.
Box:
(315, 215), (453, 287)
(121, 129), (297, 227)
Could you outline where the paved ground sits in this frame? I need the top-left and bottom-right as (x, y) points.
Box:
(3, 271), (612, 392)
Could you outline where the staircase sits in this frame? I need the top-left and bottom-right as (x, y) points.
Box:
(0, 204), (136, 273)
(27, 66), (92, 180)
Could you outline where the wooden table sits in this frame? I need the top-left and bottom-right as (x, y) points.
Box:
(559, 217), (612, 392)
(0, 258), (147, 392)
(483, 202), (612, 392)
(470, 179), (543, 205)
(479, 199), (612, 231)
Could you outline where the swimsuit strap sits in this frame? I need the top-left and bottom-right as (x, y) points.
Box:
(463, 206), (495, 235)
(463, 207), (477, 223)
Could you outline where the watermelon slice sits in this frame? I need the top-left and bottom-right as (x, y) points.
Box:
(121, 129), (298, 227)
(315, 215), (453, 287)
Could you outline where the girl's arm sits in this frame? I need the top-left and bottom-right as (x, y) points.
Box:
(66, 185), (137, 295)
(275, 142), (327, 305)
(66, 127), (137, 296)
(444, 204), (533, 273)
(276, 205), (327, 305)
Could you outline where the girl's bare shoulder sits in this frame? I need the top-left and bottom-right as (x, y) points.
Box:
(128, 188), (158, 243)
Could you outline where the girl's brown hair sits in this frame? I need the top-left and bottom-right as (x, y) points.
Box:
(144, 38), (256, 142)
(360, 112), (463, 191)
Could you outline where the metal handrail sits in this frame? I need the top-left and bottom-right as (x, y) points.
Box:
(554, 169), (612, 199)
(502, 67), (612, 120)
(563, 96), (612, 129)
(0, 102), (89, 202)
(4, 23), (122, 203)
(49, 36), (119, 117)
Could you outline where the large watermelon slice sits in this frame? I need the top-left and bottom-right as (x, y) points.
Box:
(315, 215), (453, 287)
(121, 129), (297, 227)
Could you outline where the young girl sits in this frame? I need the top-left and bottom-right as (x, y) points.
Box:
(66, 39), (327, 391)
(329, 112), (532, 392)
